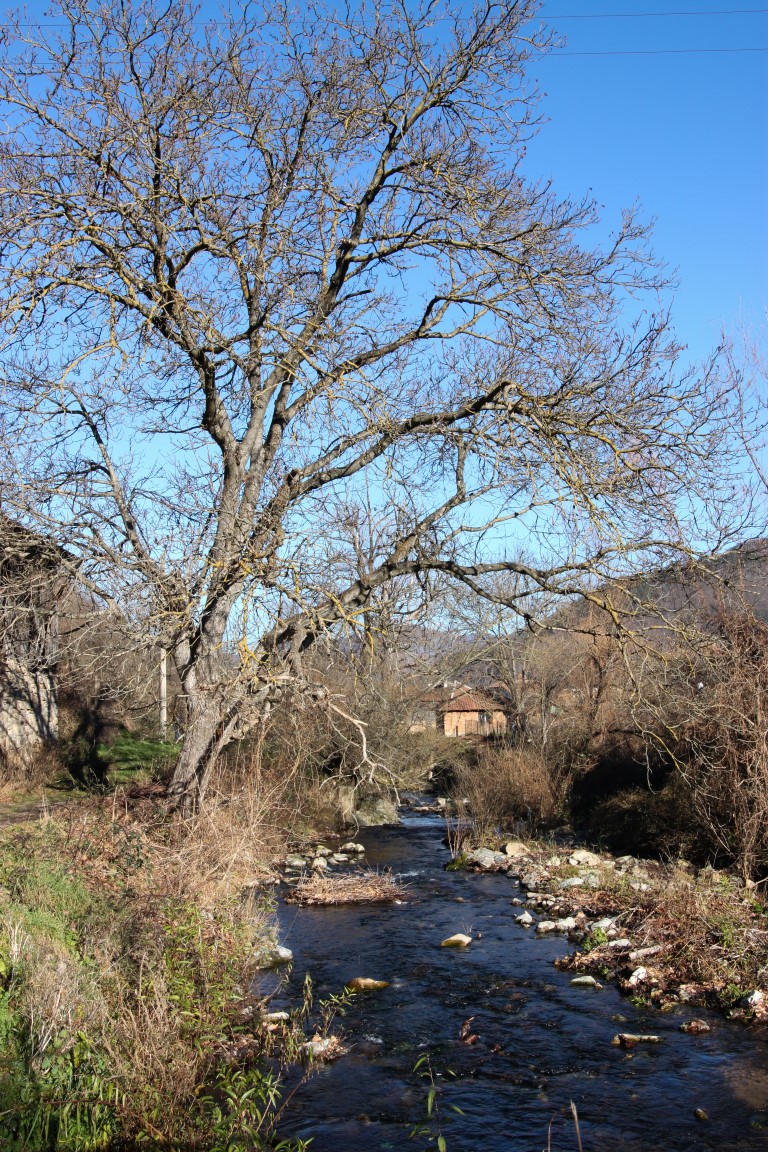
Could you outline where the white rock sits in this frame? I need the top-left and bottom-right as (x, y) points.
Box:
(261, 944), (293, 967)
(304, 1037), (333, 1057)
(312, 857), (329, 870)
(515, 910), (534, 927)
(590, 917), (616, 932)
(285, 855), (307, 869)
(340, 842), (366, 853)
(740, 989), (765, 1011)
(559, 876), (585, 889)
(504, 840), (530, 857)
(536, 921), (557, 934)
(627, 966), (648, 987)
(314, 845), (333, 857)
(605, 938), (632, 950)
(556, 916), (578, 932)
(570, 975), (602, 989)
(264, 1010), (290, 1022)
(467, 847), (508, 870)
(569, 849), (602, 867)
(440, 933), (472, 947)
(331, 853), (349, 862)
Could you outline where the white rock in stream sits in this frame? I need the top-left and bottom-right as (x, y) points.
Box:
(440, 933), (473, 947)
(571, 975), (603, 989)
(261, 945), (293, 967)
(515, 910), (534, 927)
(340, 842), (366, 853)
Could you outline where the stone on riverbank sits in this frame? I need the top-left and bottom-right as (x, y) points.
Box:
(515, 910), (534, 927)
(504, 840), (530, 858)
(570, 975), (602, 989)
(466, 847), (509, 870)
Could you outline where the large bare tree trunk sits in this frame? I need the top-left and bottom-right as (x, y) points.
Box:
(167, 701), (226, 815)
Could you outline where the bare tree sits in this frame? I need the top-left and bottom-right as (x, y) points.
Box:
(0, 0), (743, 811)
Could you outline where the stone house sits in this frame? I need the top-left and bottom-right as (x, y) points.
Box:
(410, 684), (508, 738)
(0, 518), (62, 766)
(439, 690), (507, 738)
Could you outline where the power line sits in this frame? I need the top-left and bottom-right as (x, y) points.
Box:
(547, 45), (768, 54)
(545, 7), (768, 17)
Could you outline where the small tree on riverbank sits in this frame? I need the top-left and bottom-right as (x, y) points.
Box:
(0, 0), (742, 811)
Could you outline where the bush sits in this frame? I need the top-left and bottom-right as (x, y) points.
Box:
(452, 744), (568, 837)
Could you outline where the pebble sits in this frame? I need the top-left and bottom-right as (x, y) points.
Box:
(571, 975), (603, 989)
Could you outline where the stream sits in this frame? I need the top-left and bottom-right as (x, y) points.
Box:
(272, 804), (768, 1151)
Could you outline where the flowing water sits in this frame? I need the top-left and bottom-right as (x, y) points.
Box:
(272, 805), (768, 1151)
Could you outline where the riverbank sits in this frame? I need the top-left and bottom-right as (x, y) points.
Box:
(450, 834), (768, 1021)
(0, 788), (315, 1149)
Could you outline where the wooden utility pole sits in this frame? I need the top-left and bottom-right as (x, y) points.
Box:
(159, 647), (167, 741)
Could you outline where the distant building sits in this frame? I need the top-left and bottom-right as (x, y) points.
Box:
(0, 518), (63, 765)
(409, 683), (507, 738)
(439, 690), (507, 738)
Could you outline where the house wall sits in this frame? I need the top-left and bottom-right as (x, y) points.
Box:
(0, 658), (58, 765)
(442, 709), (506, 738)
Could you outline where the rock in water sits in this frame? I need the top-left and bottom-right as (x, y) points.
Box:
(612, 1033), (661, 1048)
(345, 977), (390, 992)
(680, 1019), (711, 1034)
(570, 975), (603, 989)
(440, 933), (472, 947)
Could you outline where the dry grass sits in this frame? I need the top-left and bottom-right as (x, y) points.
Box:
(286, 869), (408, 905)
(560, 864), (768, 1006)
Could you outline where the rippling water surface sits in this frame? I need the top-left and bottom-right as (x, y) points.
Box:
(273, 807), (768, 1151)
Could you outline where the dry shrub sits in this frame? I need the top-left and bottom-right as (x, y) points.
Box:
(656, 612), (768, 879)
(0, 740), (64, 789)
(453, 744), (567, 835)
(591, 865), (768, 998)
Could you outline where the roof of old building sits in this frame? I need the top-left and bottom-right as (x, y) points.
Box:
(440, 691), (504, 714)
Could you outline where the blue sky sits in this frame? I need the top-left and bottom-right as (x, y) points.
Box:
(524, 1), (767, 369)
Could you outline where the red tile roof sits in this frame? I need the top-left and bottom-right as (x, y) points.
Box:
(440, 692), (504, 713)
